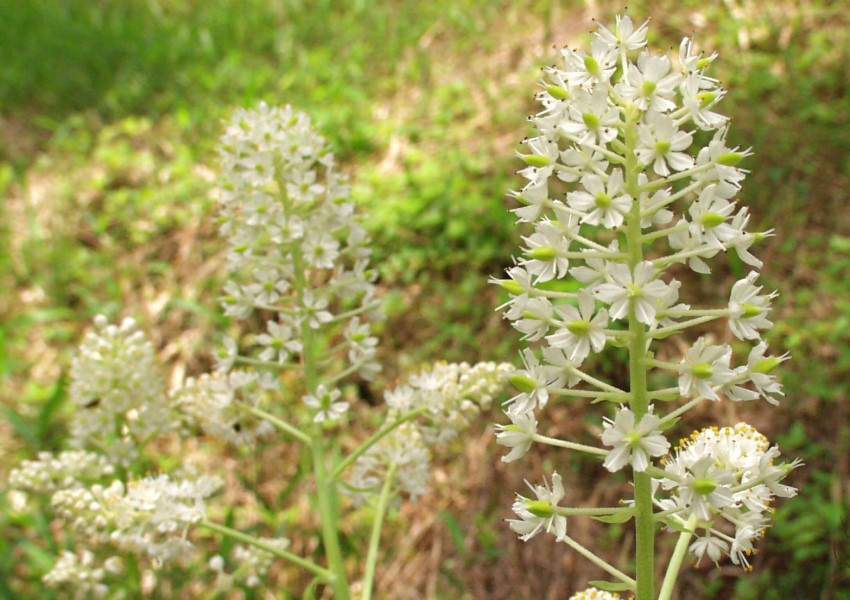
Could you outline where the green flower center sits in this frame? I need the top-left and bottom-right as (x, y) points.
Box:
(567, 320), (591, 336)
(655, 140), (671, 155)
(700, 212), (726, 228)
(742, 303), (763, 318)
(642, 80), (657, 96)
(584, 55), (600, 76)
(595, 192), (612, 209)
(528, 246), (558, 261)
(626, 283), (643, 298)
(693, 478), (717, 495)
(692, 362), (714, 379)
(509, 374), (538, 394)
(583, 112), (600, 129)
(527, 500), (555, 518)
(625, 432), (643, 448)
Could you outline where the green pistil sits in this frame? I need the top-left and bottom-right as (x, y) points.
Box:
(626, 432), (643, 448)
(693, 478), (717, 495)
(642, 80), (657, 96)
(583, 112), (600, 129)
(692, 362), (714, 379)
(527, 500), (555, 518)
(509, 374), (538, 394)
(528, 246), (558, 261)
(584, 55), (600, 76)
(547, 84), (569, 100)
(595, 192), (612, 209)
(567, 320), (591, 336)
(717, 152), (745, 166)
(626, 283), (643, 298)
(742, 303), (762, 318)
(523, 154), (553, 168)
(754, 357), (782, 374)
(700, 212), (726, 228)
(351, 333), (367, 343)
(655, 140), (671, 155)
(697, 91), (716, 108)
(498, 279), (525, 296)
(697, 57), (713, 70)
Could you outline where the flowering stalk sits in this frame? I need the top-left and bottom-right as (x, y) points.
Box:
(495, 14), (800, 599)
(9, 104), (511, 598)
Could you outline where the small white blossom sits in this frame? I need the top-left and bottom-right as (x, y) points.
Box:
(601, 406), (670, 472)
(508, 472), (568, 542)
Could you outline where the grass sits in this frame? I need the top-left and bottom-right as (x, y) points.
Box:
(2, 0), (850, 598)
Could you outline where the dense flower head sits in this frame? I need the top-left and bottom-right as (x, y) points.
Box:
(173, 370), (275, 447)
(9, 450), (114, 496)
(215, 103), (381, 382)
(52, 471), (223, 563)
(568, 588), (625, 600)
(68, 316), (172, 464)
(495, 13), (799, 586)
(42, 550), (121, 600)
(209, 538), (291, 590)
(657, 423), (800, 568)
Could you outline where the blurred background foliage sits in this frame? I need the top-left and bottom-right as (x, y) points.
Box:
(0, 0), (848, 598)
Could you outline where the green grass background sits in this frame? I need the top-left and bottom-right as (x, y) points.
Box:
(1, 0), (849, 598)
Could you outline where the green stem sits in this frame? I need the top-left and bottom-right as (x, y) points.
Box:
(278, 165), (350, 599)
(624, 102), (655, 600)
(199, 520), (333, 582)
(239, 404), (312, 443)
(532, 434), (608, 456)
(561, 533), (637, 589)
(330, 407), (428, 480)
(658, 514), (698, 600)
(360, 465), (397, 600)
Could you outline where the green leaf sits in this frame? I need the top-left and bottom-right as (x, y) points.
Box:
(592, 511), (634, 524)
(2, 407), (38, 447)
(439, 510), (467, 558)
(36, 374), (67, 444)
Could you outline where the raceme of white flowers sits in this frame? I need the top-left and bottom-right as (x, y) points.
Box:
(8, 105), (510, 599)
(493, 14), (799, 597)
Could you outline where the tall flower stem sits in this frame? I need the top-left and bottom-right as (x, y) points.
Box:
(624, 103), (655, 600)
(279, 171), (350, 599)
(360, 465), (397, 600)
(658, 514), (698, 600)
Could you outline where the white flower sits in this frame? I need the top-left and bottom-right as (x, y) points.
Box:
(594, 261), (670, 326)
(566, 170), (632, 229)
(729, 272), (776, 340)
(303, 385), (348, 423)
(512, 296), (554, 341)
(746, 342), (788, 404)
(506, 349), (559, 416)
(689, 533), (729, 567)
(601, 406), (670, 472)
(508, 472), (567, 541)
(520, 221), (571, 282)
(595, 14), (649, 52)
(496, 411), (537, 463)
(678, 337), (735, 400)
(617, 52), (682, 113)
(636, 113), (695, 176)
(546, 291), (608, 363)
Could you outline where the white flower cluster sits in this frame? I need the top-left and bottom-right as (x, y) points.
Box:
(348, 362), (511, 502)
(658, 423), (799, 568)
(215, 103), (381, 381)
(497, 14), (799, 577)
(568, 588), (624, 600)
(173, 370), (275, 447)
(8, 450), (114, 496)
(42, 550), (121, 600)
(68, 315), (172, 464)
(209, 537), (290, 589)
(52, 472), (222, 563)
